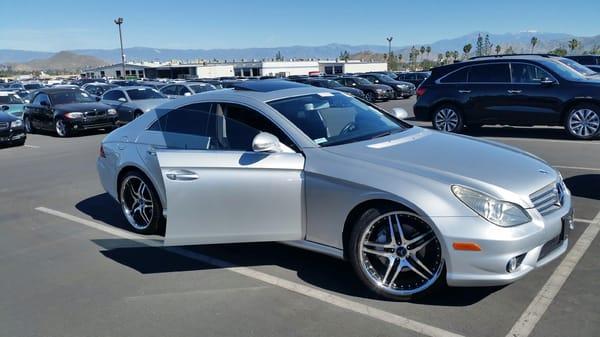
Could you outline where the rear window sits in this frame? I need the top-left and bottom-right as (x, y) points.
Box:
(468, 64), (510, 82)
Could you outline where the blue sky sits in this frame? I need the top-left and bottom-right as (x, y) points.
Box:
(1, 0), (599, 51)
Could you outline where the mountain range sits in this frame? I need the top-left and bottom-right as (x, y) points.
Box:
(1, 31), (599, 70)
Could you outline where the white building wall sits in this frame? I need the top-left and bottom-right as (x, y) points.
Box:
(343, 62), (388, 73)
(260, 61), (320, 76)
(195, 65), (235, 78)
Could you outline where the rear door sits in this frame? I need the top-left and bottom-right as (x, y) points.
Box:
(156, 102), (305, 246)
(466, 63), (513, 124)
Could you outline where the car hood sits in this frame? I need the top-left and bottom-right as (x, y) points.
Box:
(54, 102), (112, 111)
(1, 104), (24, 118)
(0, 111), (19, 122)
(323, 127), (558, 203)
(131, 98), (169, 111)
(362, 83), (392, 90)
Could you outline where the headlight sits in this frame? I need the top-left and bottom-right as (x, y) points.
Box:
(451, 185), (531, 227)
(64, 112), (83, 119)
(375, 88), (384, 93)
(397, 84), (408, 89)
(107, 108), (117, 115)
(11, 119), (23, 128)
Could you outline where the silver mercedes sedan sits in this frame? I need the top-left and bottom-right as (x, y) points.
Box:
(97, 80), (573, 300)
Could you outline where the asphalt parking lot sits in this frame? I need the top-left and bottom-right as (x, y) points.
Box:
(1, 98), (598, 337)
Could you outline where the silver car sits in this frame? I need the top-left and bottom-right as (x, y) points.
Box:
(97, 80), (573, 300)
(160, 82), (217, 98)
(101, 86), (169, 124)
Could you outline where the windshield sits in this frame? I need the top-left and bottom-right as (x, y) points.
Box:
(190, 84), (217, 93)
(540, 59), (588, 81)
(50, 90), (95, 104)
(24, 83), (43, 90)
(269, 92), (409, 147)
(353, 77), (372, 85)
(376, 74), (396, 82)
(557, 58), (596, 76)
(325, 80), (342, 88)
(0, 94), (24, 104)
(126, 88), (165, 100)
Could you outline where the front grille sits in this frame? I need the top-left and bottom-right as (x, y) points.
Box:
(538, 234), (563, 261)
(84, 110), (106, 117)
(530, 182), (564, 216)
(0, 122), (8, 130)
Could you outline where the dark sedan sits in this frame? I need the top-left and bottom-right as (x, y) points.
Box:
(395, 71), (431, 87)
(304, 78), (365, 98)
(333, 76), (394, 102)
(358, 73), (415, 99)
(23, 88), (118, 137)
(0, 109), (26, 146)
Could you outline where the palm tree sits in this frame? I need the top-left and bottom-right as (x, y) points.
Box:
(568, 39), (580, 54)
(530, 37), (538, 53)
(444, 51), (451, 64)
(419, 46), (426, 61)
(426, 46), (431, 59)
(495, 45), (502, 55)
(463, 43), (472, 59)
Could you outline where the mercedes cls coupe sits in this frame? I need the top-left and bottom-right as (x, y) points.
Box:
(97, 80), (573, 300)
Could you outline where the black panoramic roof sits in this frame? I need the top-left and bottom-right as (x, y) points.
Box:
(232, 80), (308, 92)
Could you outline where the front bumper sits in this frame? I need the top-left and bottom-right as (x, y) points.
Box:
(394, 87), (415, 97)
(0, 126), (26, 144)
(435, 196), (572, 287)
(375, 90), (394, 100)
(66, 116), (118, 130)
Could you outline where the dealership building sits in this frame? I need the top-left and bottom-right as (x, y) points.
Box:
(83, 60), (387, 79)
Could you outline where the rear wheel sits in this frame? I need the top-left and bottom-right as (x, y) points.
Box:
(564, 104), (600, 140)
(24, 116), (35, 133)
(119, 171), (163, 234)
(432, 104), (464, 133)
(348, 207), (445, 300)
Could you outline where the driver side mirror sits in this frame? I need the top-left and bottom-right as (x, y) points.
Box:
(95, 96), (101, 101)
(117, 97), (127, 103)
(540, 77), (556, 86)
(1, 105), (9, 111)
(252, 132), (282, 153)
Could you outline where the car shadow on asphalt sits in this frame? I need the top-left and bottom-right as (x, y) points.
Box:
(564, 174), (600, 201)
(80, 193), (501, 306)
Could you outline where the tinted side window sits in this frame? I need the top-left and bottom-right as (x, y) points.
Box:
(161, 85), (177, 95)
(151, 103), (213, 150)
(511, 63), (553, 83)
(103, 90), (126, 101)
(440, 67), (469, 83)
(211, 103), (296, 152)
(469, 64), (510, 83)
(32, 93), (49, 105)
(178, 86), (191, 95)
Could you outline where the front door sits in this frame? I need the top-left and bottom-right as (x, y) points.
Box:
(158, 150), (304, 246)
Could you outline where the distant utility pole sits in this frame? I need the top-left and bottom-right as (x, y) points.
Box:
(114, 17), (125, 79)
(386, 36), (393, 56)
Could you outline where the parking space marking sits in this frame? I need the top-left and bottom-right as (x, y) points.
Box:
(23, 144), (40, 149)
(507, 210), (600, 337)
(553, 165), (600, 172)
(35, 206), (464, 337)
(486, 137), (599, 145)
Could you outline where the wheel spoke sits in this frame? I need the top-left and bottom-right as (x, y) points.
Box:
(405, 259), (429, 280)
(381, 257), (397, 285)
(409, 255), (434, 278)
(387, 259), (408, 286)
(363, 241), (395, 249)
(362, 247), (393, 258)
(408, 235), (435, 253)
(406, 230), (433, 246)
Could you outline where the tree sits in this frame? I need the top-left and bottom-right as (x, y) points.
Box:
(437, 53), (443, 64)
(505, 45), (514, 55)
(445, 50), (451, 64)
(483, 34), (493, 56)
(463, 43), (472, 59)
(339, 50), (350, 62)
(549, 47), (568, 57)
(420, 46), (426, 61)
(476, 34), (484, 57)
(387, 51), (398, 71)
(275, 51), (283, 61)
(568, 39), (580, 54)
(530, 36), (538, 53)
(495, 45), (502, 55)
(426, 46), (431, 59)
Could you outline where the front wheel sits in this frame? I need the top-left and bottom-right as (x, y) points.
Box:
(432, 105), (464, 133)
(55, 119), (70, 137)
(564, 104), (600, 140)
(348, 207), (445, 300)
(24, 117), (35, 133)
(364, 92), (375, 102)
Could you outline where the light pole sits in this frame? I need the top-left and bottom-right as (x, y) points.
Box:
(114, 17), (126, 79)
(386, 37), (393, 70)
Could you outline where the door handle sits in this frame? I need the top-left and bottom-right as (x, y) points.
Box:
(165, 170), (199, 181)
(507, 90), (522, 94)
(458, 90), (471, 93)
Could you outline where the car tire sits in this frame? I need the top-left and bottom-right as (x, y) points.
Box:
(54, 119), (70, 137)
(432, 104), (464, 133)
(24, 116), (35, 134)
(364, 92), (375, 102)
(564, 103), (600, 140)
(348, 206), (445, 301)
(119, 171), (164, 234)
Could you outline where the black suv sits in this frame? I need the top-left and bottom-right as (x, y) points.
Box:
(414, 55), (600, 139)
(395, 71), (431, 87)
(357, 73), (415, 99)
(333, 76), (394, 102)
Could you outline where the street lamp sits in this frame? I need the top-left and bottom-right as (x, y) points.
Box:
(114, 17), (126, 79)
(386, 36), (393, 56)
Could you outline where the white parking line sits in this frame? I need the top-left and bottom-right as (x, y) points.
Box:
(553, 165), (600, 172)
(35, 206), (464, 337)
(23, 144), (40, 149)
(486, 137), (599, 145)
(506, 210), (600, 337)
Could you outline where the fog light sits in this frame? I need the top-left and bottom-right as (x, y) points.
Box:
(506, 253), (526, 273)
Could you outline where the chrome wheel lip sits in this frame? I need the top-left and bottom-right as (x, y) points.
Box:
(358, 211), (444, 297)
(55, 119), (67, 137)
(568, 108), (600, 137)
(119, 176), (154, 231)
(434, 108), (459, 132)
